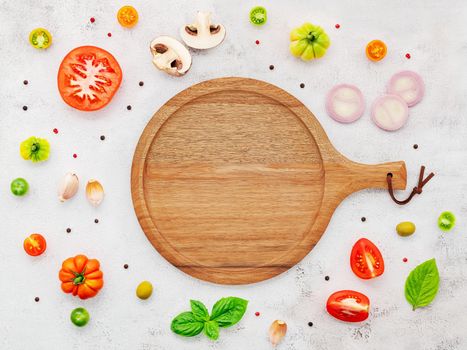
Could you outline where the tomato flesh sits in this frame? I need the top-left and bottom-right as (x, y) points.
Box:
(57, 46), (122, 111)
(350, 238), (384, 279)
(326, 290), (370, 322)
(23, 234), (47, 256)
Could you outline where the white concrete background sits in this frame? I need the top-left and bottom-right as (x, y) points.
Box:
(1, 0), (466, 349)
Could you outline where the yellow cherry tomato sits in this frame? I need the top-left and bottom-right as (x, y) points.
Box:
(29, 28), (52, 49)
(117, 6), (139, 28)
(366, 40), (387, 62)
(136, 281), (153, 300)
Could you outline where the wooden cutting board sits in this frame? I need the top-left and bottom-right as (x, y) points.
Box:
(131, 77), (407, 285)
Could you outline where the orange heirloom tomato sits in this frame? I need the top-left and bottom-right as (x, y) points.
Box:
(59, 255), (104, 300)
(366, 40), (387, 62)
(117, 6), (138, 28)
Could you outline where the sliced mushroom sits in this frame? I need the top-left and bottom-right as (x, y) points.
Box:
(180, 12), (226, 49)
(150, 36), (192, 76)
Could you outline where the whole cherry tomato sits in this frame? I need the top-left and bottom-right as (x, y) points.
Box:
(23, 234), (47, 256)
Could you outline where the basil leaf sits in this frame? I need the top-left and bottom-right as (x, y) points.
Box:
(204, 320), (220, 340)
(190, 300), (210, 322)
(405, 258), (440, 310)
(171, 312), (204, 337)
(210, 297), (248, 328)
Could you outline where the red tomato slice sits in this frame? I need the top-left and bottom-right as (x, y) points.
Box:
(326, 290), (370, 322)
(23, 233), (47, 256)
(350, 238), (384, 279)
(57, 46), (122, 111)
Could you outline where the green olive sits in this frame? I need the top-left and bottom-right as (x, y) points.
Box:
(136, 281), (153, 300)
(396, 221), (416, 236)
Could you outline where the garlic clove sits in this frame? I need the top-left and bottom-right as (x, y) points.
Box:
(86, 180), (104, 207)
(58, 173), (79, 202)
(269, 320), (287, 346)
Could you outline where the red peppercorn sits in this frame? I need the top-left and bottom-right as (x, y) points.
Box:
(335, 24), (340, 29)
(73, 153), (77, 158)
(405, 53), (411, 59)
(107, 32), (112, 37)
(255, 312), (260, 317)
(255, 40), (260, 45)
(53, 128), (58, 134)
(90, 17), (95, 23)
(403, 257), (408, 262)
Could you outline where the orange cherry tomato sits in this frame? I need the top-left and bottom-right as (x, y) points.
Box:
(23, 234), (47, 256)
(366, 40), (387, 62)
(59, 254), (104, 300)
(117, 6), (139, 28)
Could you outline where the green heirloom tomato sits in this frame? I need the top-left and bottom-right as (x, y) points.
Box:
(70, 307), (90, 327)
(11, 178), (29, 196)
(290, 23), (330, 61)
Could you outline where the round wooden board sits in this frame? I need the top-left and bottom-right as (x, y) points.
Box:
(131, 77), (407, 285)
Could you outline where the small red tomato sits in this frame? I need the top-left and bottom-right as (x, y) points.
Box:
(350, 238), (384, 279)
(326, 290), (370, 322)
(23, 234), (47, 256)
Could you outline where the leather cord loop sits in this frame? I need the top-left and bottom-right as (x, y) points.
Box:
(387, 165), (434, 205)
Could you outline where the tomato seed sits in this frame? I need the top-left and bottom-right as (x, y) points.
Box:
(124, 264), (129, 269)
(255, 40), (260, 45)
(23, 106), (28, 111)
(73, 153), (77, 158)
(66, 228), (71, 233)
(35, 297), (40, 302)
(107, 32), (112, 37)
(308, 322), (313, 327)
(23, 80), (29, 85)
(53, 128), (59, 134)
(403, 257), (408, 262)
(405, 53), (411, 59)
(335, 24), (340, 29)
(90, 17), (95, 23)
(254, 312), (260, 317)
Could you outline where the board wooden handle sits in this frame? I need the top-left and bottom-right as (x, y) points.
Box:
(345, 160), (407, 191)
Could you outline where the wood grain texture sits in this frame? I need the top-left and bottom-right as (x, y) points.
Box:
(131, 77), (407, 285)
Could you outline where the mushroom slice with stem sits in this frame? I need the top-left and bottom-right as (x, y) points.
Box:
(180, 12), (226, 49)
(150, 36), (192, 76)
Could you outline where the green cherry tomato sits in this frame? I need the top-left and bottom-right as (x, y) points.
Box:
(29, 28), (52, 49)
(249, 6), (267, 26)
(438, 211), (456, 232)
(70, 307), (90, 327)
(11, 178), (29, 196)
(290, 22), (330, 61)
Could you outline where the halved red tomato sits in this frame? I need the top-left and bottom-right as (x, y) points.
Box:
(23, 233), (47, 256)
(326, 290), (370, 322)
(57, 46), (122, 111)
(350, 238), (384, 279)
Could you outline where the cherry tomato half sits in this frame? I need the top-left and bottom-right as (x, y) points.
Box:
(29, 28), (52, 49)
(366, 40), (387, 62)
(11, 178), (29, 196)
(57, 46), (123, 111)
(117, 6), (139, 28)
(326, 290), (370, 322)
(70, 307), (90, 327)
(23, 234), (47, 256)
(350, 238), (384, 279)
